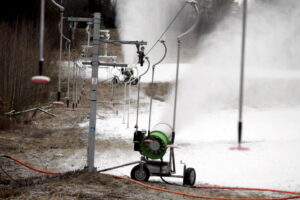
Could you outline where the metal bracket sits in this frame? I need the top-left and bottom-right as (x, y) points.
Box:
(67, 17), (93, 23)
(99, 40), (147, 46)
(82, 62), (128, 68)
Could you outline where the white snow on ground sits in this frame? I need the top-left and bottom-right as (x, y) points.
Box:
(76, 63), (300, 192)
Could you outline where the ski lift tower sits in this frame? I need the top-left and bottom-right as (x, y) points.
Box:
(68, 13), (147, 171)
(68, 13), (101, 172)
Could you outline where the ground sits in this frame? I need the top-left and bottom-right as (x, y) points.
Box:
(0, 81), (287, 200)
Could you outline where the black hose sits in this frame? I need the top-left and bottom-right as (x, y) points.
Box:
(0, 164), (14, 181)
(159, 158), (178, 186)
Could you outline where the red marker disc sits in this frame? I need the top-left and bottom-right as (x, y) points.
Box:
(230, 146), (250, 151)
(31, 76), (50, 83)
(53, 101), (64, 106)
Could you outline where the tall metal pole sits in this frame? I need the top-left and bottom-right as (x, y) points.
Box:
(72, 59), (76, 110)
(61, 28), (71, 107)
(39, 0), (45, 75)
(57, 10), (64, 102)
(172, 39), (181, 143)
(127, 83), (131, 129)
(87, 13), (101, 172)
(148, 41), (167, 133)
(135, 58), (150, 131)
(85, 24), (91, 57)
(238, 0), (248, 144)
(75, 63), (78, 107)
(172, 1), (199, 144)
(123, 83), (127, 124)
(50, 0), (64, 103)
(66, 42), (71, 107)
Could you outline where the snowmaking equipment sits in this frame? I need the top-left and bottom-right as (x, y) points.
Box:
(98, 0), (199, 186)
(131, 0), (200, 185)
(110, 66), (140, 85)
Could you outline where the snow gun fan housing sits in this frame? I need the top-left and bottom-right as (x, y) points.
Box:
(134, 130), (171, 159)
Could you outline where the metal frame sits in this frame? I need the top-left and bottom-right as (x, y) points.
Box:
(50, 0), (65, 103)
(67, 13), (150, 172)
(87, 13), (101, 172)
(238, 0), (248, 144)
(138, 0), (199, 181)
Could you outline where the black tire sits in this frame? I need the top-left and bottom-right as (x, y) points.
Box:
(183, 168), (196, 186)
(131, 78), (139, 85)
(112, 76), (119, 84)
(131, 165), (150, 182)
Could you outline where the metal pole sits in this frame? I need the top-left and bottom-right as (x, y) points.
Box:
(50, 0), (65, 102)
(39, 0), (45, 75)
(78, 66), (81, 104)
(57, 10), (64, 102)
(135, 58), (150, 131)
(67, 42), (71, 107)
(148, 41), (167, 133)
(123, 83), (126, 124)
(172, 39), (181, 138)
(172, 1), (199, 144)
(75, 63), (78, 107)
(87, 25), (90, 47)
(72, 59), (76, 109)
(135, 79), (142, 130)
(238, 0), (248, 144)
(127, 83), (131, 129)
(111, 77), (114, 102)
(87, 13), (101, 172)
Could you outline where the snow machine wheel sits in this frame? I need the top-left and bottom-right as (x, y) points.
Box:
(131, 78), (139, 85)
(131, 165), (150, 182)
(183, 168), (196, 186)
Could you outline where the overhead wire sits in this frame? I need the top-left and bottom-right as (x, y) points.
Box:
(145, 2), (187, 57)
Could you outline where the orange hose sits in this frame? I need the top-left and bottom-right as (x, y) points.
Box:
(7, 156), (63, 175)
(113, 175), (300, 200)
(2, 155), (300, 200)
(196, 186), (300, 196)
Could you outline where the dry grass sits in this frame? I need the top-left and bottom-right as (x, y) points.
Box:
(144, 82), (172, 102)
(0, 170), (275, 200)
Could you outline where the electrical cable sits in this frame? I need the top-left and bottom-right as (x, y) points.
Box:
(0, 164), (14, 181)
(159, 158), (179, 186)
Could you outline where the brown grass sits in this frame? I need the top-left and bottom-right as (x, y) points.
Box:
(143, 82), (172, 101)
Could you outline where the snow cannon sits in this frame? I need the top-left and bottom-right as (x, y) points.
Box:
(121, 67), (139, 85)
(129, 1), (200, 184)
(134, 124), (173, 159)
(132, 124), (196, 186)
(140, 130), (171, 159)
